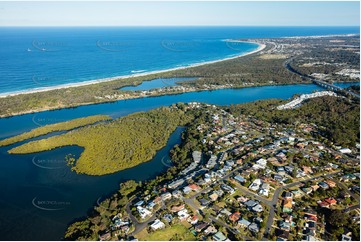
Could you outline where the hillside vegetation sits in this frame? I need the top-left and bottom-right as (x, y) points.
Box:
(0, 115), (111, 147)
(227, 96), (360, 147)
(8, 107), (193, 175)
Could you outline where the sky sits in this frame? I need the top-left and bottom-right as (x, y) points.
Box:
(0, 1), (359, 26)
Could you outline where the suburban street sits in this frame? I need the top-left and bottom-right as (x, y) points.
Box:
(263, 171), (343, 239)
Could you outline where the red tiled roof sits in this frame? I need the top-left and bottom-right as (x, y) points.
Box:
(325, 198), (337, 205)
(229, 212), (241, 222)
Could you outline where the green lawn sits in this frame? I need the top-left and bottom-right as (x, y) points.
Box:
(142, 224), (196, 241)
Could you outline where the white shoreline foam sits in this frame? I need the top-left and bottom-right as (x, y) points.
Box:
(0, 41), (266, 98)
(281, 33), (359, 39)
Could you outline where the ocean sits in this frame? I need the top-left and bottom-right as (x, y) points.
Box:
(0, 26), (359, 94)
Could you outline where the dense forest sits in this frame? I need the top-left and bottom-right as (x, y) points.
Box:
(226, 96), (360, 147)
(0, 115), (111, 147)
(174, 54), (305, 87)
(8, 107), (194, 175)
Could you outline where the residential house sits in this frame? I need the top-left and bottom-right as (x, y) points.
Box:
(220, 208), (232, 217)
(252, 204), (264, 213)
(324, 198), (337, 206)
(237, 196), (249, 203)
(213, 231), (227, 241)
(221, 184), (235, 194)
(188, 215), (198, 225)
(137, 206), (152, 219)
(318, 182), (329, 190)
(209, 192), (219, 202)
(284, 192), (293, 199)
(249, 179), (262, 191)
(342, 234), (352, 241)
(183, 186), (192, 194)
(226, 160), (235, 167)
(234, 175), (246, 184)
(276, 166), (286, 175)
(274, 174), (284, 182)
(279, 221), (291, 231)
(199, 198), (211, 207)
(325, 180), (336, 188)
(195, 222), (208, 232)
(163, 214), (173, 223)
(150, 219), (165, 230)
(245, 200), (258, 209)
(172, 190), (182, 199)
(206, 155), (218, 169)
(277, 230), (290, 240)
(339, 148), (352, 154)
(284, 165), (294, 174)
(161, 192), (172, 201)
(134, 200), (144, 207)
(214, 189), (224, 197)
(229, 212), (241, 223)
(259, 188), (269, 197)
(283, 198), (293, 213)
(311, 185), (319, 192)
(146, 201), (156, 210)
(238, 218), (251, 228)
(177, 209), (190, 221)
(291, 190), (304, 198)
(253, 158), (267, 170)
(204, 225), (217, 235)
(171, 204), (185, 213)
(168, 179), (185, 189)
(302, 166), (313, 174)
(153, 196), (162, 205)
(318, 201), (330, 208)
(99, 232), (111, 241)
(305, 221), (316, 230)
(276, 152), (287, 162)
(192, 151), (202, 163)
(248, 223), (260, 233)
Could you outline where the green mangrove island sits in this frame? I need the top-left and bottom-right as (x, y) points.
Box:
(8, 106), (194, 175)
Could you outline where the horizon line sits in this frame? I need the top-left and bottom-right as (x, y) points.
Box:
(0, 25), (360, 27)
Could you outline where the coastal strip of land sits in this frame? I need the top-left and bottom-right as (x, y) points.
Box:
(0, 115), (111, 147)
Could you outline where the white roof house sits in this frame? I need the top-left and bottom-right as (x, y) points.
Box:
(252, 204), (264, 212)
(137, 206), (152, 219)
(178, 209), (190, 220)
(150, 219), (165, 230)
(339, 148), (352, 154)
(192, 151), (202, 163)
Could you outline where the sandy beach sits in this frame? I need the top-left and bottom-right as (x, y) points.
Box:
(0, 41), (266, 98)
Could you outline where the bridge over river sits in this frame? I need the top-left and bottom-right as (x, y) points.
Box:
(312, 79), (360, 98)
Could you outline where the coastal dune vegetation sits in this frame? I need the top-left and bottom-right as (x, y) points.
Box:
(0, 115), (111, 147)
(8, 106), (193, 175)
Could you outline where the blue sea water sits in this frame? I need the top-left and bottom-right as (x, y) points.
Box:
(0, 26), (359, 94)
